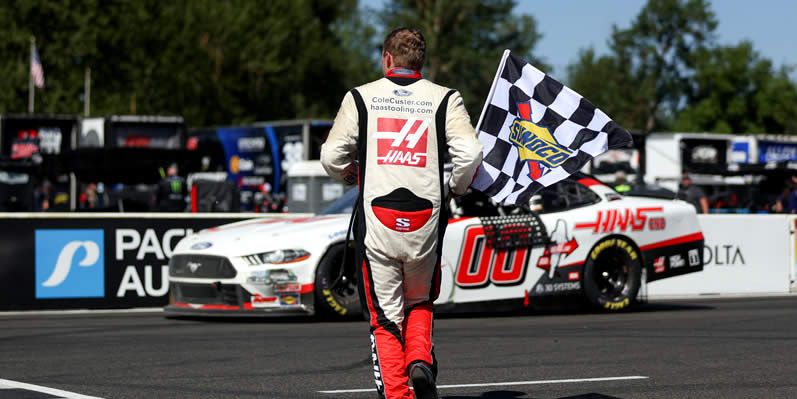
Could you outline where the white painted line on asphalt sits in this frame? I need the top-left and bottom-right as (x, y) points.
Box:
(0, 378), (105, 399)
(318, 375), (649, 394)
(0, 308), (163, 316)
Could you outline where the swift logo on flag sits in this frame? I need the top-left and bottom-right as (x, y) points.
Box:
(375, 117), (428, 167)
(509, 101), (573, 180)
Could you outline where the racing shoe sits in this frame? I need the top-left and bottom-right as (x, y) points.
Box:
(409, 362), (439, 399)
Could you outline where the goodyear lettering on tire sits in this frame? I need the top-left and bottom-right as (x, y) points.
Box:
(603, 298), (630, 310)
(322, 288), (348, 316)
(590, 238), (637, 261)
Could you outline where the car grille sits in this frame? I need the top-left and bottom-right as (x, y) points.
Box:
(169, 255), (237, 278)
(172, 283), (242, 305)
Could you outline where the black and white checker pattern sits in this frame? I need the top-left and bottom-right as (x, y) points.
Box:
(471, 50), (632, 205)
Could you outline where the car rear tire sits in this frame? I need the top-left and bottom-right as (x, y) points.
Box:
(583, 236), (641, 311)
(314, 243), (361, 319)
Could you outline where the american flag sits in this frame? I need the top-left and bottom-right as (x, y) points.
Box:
(31, 44), (44, 89)
(471, 50), (632, 205)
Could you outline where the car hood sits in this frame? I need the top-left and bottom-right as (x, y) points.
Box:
(173, 214), (351, 257)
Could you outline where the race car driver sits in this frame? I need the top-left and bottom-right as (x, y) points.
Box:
(321, 28), (483, 399)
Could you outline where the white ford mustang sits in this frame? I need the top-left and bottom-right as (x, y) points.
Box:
(164, 174), (704, 317)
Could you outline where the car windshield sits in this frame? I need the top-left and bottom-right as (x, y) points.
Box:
(320, 187), (357, 215)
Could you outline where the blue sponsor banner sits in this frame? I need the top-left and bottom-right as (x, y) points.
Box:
(730, 141), (750, 164)
(1, 216), (254, 311)
(217, 127), (279, 210)
(35, 229), (105, 299)
(758, 141), (797, 163)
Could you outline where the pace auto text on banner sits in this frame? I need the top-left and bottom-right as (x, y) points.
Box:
(471, 50), (633, 205)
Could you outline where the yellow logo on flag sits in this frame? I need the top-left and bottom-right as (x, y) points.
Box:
(508, 104), (572, 173)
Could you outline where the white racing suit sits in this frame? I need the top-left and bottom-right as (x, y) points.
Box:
(321, 68), (482, 398)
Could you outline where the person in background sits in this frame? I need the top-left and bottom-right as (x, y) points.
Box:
(256, 183), (279, 213)
(157, 163), (187, 212)
(33, 179), (52, 211)
(613, 171), (631, 193)
(79, 182), (101, 210)
(678, 173), (709, 214)
(784, 175), (797, 213)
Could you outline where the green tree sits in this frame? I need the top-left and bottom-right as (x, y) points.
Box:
(380, 0), (547, 120)
(0, 0), (376, 126)
(566, 48), (649, 131)
(567, 0), (717, 132)
(674, 42), (797, 134)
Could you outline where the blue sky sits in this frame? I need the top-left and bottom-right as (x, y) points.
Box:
(520, 0), (796, 82)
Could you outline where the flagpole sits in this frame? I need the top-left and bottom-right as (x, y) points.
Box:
(28, 37), (35, 113)
(474, 49), (511, 132)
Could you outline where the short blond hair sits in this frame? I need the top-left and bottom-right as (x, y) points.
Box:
(383, 28), (426, 71)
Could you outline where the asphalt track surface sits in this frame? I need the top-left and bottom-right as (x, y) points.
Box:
(1, 296), (796, 399)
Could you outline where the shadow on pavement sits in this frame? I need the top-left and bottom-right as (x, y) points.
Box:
(164, 299), (715, 323)
(442, 391), (624, 398)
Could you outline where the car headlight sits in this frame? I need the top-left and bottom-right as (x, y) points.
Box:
(243, 249), (310, 266)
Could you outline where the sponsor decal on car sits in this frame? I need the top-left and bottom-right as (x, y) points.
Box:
(274, 282), (302, 293)
(535, 281), (581, 293)
(567, 271), (580, 281)
(670, 254), (685, 269)
(648, 217), (666, 230)
(536, 219), (578, 278)
(653, 256), (666, 273)
(251, 295), (280, 308)
(576, 207), (663, 234)
(279, 293), (300, 306)
(688, 249), (700, 267)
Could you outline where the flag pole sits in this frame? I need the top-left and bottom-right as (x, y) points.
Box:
(84, 67), (91, 116)
(28, 36), (35, 113)
(474, 49), (511, 132)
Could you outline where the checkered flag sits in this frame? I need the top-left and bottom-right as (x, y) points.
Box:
(471, 50), (632, 205)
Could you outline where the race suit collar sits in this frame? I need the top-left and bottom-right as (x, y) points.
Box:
(386, 68), (421, 78)
(385, 68), (422, 86)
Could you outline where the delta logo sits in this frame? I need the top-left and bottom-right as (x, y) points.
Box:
(375, 117), (428, 167)
(508, 101), (572, 180)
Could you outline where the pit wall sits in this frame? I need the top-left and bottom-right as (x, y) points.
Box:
(1, 213), (794, 312)
(0, 213), (308, 311)
(645, 215), (796, 298)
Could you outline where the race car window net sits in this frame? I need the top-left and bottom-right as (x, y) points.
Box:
(479, 213), (548, 250)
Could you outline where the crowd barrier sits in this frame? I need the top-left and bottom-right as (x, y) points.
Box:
(1, 213), (794, 312)
(0, 212), (307, 311)
(646, 214), (796, 297)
